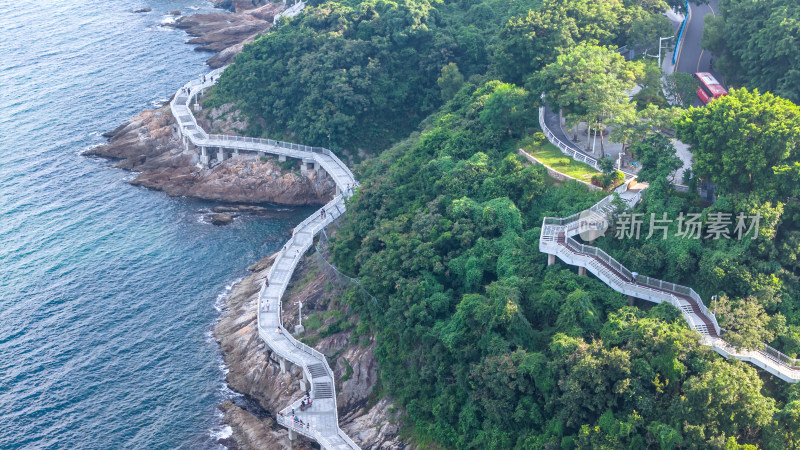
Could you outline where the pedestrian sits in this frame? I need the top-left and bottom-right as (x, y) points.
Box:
(292, 408), (295, 416)
(265, 278), (269, 287)
(631, 271), (638, 284)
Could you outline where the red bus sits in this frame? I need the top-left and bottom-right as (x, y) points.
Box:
(694, 72), (728, 104)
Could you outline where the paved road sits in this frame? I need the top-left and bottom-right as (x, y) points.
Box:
(675, 1), (722, 79)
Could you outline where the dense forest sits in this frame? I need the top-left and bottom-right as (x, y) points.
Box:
(207, 0), (677, 155)
(208, 0), (800, 447)
(701, 0), (800, 104)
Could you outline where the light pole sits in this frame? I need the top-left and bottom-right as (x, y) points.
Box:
(294, 301), (304, 334)
(712, 295), (718, 315)
(658, 36), (675, 68)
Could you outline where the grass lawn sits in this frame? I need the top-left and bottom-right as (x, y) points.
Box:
(521, 141), (599, 181)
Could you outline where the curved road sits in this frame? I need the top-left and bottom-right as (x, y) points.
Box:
(675, 1), (723, 81)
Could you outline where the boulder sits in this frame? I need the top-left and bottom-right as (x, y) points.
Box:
(210, 213), (235, 226)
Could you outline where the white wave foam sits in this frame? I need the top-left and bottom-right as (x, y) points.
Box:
(209, 424), (233, 441)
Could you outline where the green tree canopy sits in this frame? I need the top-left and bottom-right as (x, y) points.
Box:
(701, 0), (800, 103)
(531, 43), (644, 153)
(675, 88), (800, 199)
(629, 132), (682, 183)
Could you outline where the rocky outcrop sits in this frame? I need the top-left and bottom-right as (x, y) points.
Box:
(169, 2), (289, 67)
(86, 104), (334, 205)
(214, 250), (408, 449)
(212, 0), (270, 12)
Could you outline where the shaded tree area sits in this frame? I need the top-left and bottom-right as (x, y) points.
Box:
(701, 0), (800, 104)
(593, 90), (800, 382)
(207, 0), (544, 155)
(492, 0), (675, 85)
(207, 0), (681, 156)
(328, 80), (800, 448)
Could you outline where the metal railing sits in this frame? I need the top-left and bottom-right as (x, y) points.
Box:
(672, 0), (690, 65)
(762, 344), (800, 369)
(538, 105), (600, 170)
(171, 67), (355, 196)
(541, 196), (798, 380)
(174, 69), (360, 447)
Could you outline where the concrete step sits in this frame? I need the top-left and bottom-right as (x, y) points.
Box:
(314, 382), (334, 399)
(308, 363), (328, 379)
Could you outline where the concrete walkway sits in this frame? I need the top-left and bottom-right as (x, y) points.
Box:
(171, 69), (360, 449)
(540, 197), (800, 383)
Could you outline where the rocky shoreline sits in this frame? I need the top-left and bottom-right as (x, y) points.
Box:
(86, 103), (334, 206)
(213, 250), (407, 449)
(91, 2), (408, 447)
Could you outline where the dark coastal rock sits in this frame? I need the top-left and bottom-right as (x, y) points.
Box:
(167, 2), (286, 66)
(218, 401), (294, 449)
(211, 205), (270, 214)
(132, 8), (151, 13)
(169, 10), (181, 15)
(212, 0), (269, 13)
(88, 105), (335, 206)
(210, 213), (236, 226)
(213, 252), (409, 449)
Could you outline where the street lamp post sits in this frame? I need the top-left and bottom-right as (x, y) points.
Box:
(658, 36), (675, 68)
(712, 295), (718, 315)
(294, 301), (304, 334)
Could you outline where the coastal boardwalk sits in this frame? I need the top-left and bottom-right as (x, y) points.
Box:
(540, 197), (800, 383)
(171, 69), (360, 449)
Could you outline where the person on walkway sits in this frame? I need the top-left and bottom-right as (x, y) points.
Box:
(631, 272), (638, 284)
(292, 408), (295, 416)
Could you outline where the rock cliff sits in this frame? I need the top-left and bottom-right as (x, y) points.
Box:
(169, 1), (288, 67)
(214, 249), (408, 449)
(86, 104), (334, 206)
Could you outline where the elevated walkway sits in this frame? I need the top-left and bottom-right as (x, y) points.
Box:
(170, 69), (359, 449)
(540, 196), (800, 383)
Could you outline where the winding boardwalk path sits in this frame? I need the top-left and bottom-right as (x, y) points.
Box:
(171, 69), (360, 449)
(540, 197), (800, 383)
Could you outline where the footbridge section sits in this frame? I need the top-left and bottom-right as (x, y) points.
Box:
(540, 196), (800, 383)
(171, 69), (359, 449)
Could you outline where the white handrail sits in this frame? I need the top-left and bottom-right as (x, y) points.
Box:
(540, 197), (799, 382)
(172, 69), (360, 447)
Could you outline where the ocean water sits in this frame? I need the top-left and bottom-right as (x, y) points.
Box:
(0, 1), (309, 448)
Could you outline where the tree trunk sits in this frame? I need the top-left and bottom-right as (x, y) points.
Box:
(600, 128), (605, 154)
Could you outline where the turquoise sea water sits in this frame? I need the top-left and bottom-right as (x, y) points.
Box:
(0, 1), (308, 447)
